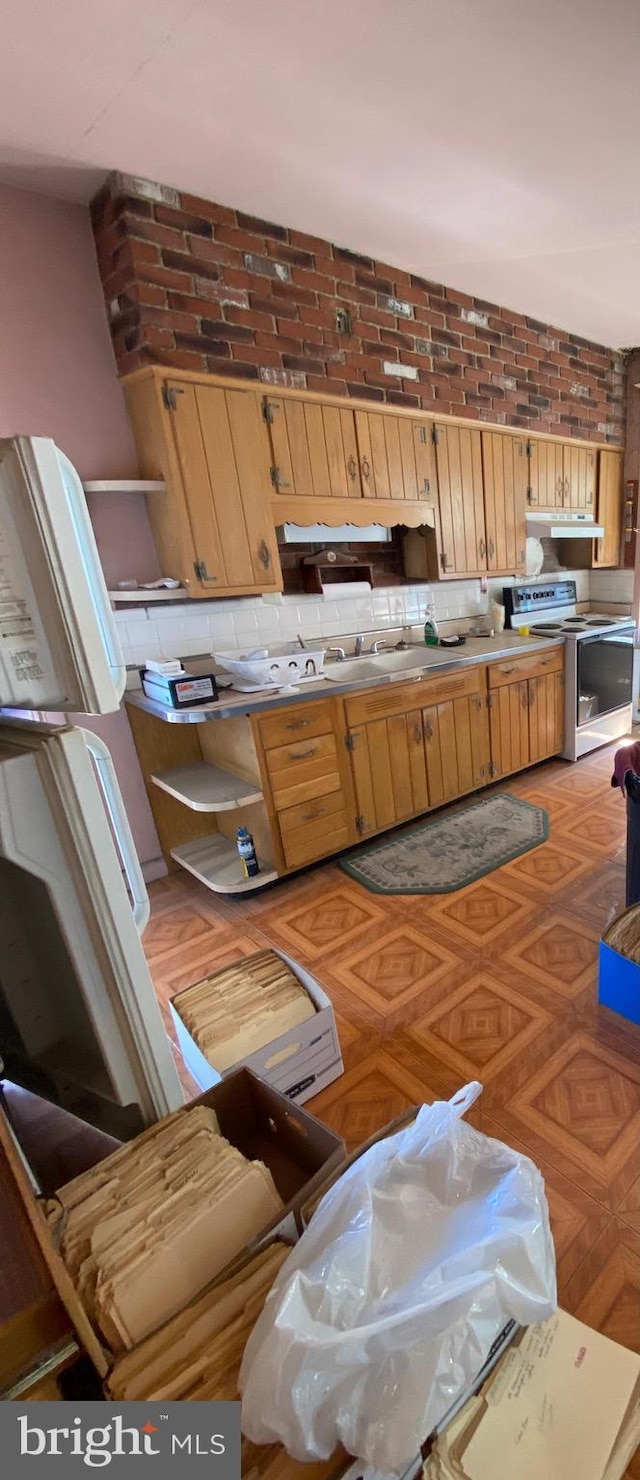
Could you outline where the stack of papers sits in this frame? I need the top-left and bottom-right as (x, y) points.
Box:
(174, 950), (315, 1071)
(425, 1310), (640, 1480)
(57, 1105), (283, 1350)
(108, 1242), (347, 1480)
(107, 1241), (289, 1400)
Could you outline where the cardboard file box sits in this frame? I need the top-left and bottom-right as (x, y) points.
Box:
(0, 1067), (345, 1380)
(598, 939), (640, 1026)
(171, 949), (344, 1106)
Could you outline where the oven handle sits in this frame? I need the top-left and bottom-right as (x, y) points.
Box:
(80, 728), (150, 934)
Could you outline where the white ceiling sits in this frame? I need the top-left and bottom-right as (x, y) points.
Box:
(1, 0), (640, 347)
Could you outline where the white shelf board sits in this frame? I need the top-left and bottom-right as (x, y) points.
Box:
(171, 834), (277, 893)
(108, 588), (187, 603)
(83, 479), (166, 493)
(151, 762), (263, 812)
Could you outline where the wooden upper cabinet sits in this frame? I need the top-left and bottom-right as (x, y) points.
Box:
(594, 449), (623, 568)
(564, 444), (596, 510)
(527, 438), (596, 511)
(433, 424), (487, 575)
(124, 372), (282, 598)
(526, 439), (564, 508)
(481, 432), (527, 575)
(353, 412), (436, 502)
(264, 396), (360, 499)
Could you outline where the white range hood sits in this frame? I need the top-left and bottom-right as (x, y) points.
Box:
(526, 512), (604, 539)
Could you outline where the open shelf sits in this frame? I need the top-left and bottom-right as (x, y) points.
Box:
(151, 762), (263, 813)
(84, 479), (166, 494)
(171, 835), (278, 894)
(108, 587), (186, 603)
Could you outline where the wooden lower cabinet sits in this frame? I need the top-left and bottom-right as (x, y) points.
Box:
(346, 667), (490, 836)
(488, 649), (564, 779)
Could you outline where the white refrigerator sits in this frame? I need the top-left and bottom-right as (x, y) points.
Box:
(0, 435), (183, 1135)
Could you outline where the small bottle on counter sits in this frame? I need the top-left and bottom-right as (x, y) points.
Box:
(236, 826), (260, 879)
(423, 603), (440, 646)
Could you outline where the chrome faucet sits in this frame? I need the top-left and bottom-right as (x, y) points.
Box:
(370, 638), (391, 654)
(354, 634), (364, 656)
(326, 645), (346, 662)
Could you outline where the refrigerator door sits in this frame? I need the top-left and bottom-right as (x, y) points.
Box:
(0, 436), (126, 714)
(0, 718), (183, 1137)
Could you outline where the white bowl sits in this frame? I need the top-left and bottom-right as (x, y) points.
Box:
(213, 646), (326, 688)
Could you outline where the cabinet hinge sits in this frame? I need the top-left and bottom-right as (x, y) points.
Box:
(526, 486), (533, 503)
(345, 733), (356, 752)
(419, 425), (427, 443)
(355, 815), (366, 835)
(162, 385), (183, 411)
(432, 426), (440, 446)
(486, 692), (494, 709)
(270, 466), (282, 489)
(262, 400), (275, 424)
(526, 440), (533, 458)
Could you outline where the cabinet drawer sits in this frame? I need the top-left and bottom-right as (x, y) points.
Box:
(266, 731), (336, 776)
(279, 791), (349, 868)
(257, 701), (334, 750)
(283, 819), (351, 871)
(278, 788), (346, 840)
(488, 647), (563, 688)
(345, 665), (482, 726)
(266, 733), (340, 811)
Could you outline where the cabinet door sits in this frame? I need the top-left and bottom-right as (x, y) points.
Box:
(354, 413), (436, 502)
(423, 692), (489, 806)
(349, 711), (428, 834)
(434, 424), (487, 574)
(563, 444), (596, 510)
(527, 439), (564, 508)
(482, 432), (527, 574)
(264, 397), (360, 499)
(593, 450), (623, 567)
(528, 671), (564, 762)
(489, 680), (530, 779)
(167, 381), (281, 594)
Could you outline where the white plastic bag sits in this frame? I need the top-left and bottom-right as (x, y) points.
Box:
(240, 1083), (557, 1474)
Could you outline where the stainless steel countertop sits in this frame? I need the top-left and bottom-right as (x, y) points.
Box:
(125, 632), (565, 724)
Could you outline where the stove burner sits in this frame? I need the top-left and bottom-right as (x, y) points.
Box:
(531, 623), (563, 634)
(586, 617), (616, 626)
(563, 617), (587, 625)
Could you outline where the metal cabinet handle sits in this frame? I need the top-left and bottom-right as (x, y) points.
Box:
(540, 657), (553, 666)
(488, 538), (495, 559)
(501, 665), (516, 675)
(479, 538), (486, 559)
(361, 457), (371, 481)
(424, 719), (434, 741)
(258, 539), (271, 569)
(413, 722), (422, 744)
(285, 718), (311, 730)
(347, 454), (357, 479)
(440, 551), (452, 571)
(302, 806), (325, 821)
(521, 685), (529, 709)
(290, 747), (316, 760)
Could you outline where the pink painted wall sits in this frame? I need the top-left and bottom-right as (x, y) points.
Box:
(0, 182), (163, 871)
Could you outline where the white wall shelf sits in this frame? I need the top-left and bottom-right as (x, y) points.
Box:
(151, 762), (263, 813)
(83, 479), (166, 494)
(108, 588), (187, 603)
(171, 834), (277, 893)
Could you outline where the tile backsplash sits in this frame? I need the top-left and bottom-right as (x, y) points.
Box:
(116, 569), (599, 668)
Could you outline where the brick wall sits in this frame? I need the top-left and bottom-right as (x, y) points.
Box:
(92, 172), (625, 444)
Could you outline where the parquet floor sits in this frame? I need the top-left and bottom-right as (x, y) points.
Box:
(145, 740), (640, 1403)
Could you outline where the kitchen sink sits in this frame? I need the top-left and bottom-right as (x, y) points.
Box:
(323, 647), (457, 683)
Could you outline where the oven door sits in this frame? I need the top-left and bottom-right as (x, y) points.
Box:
(576, 627), (635, 724)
